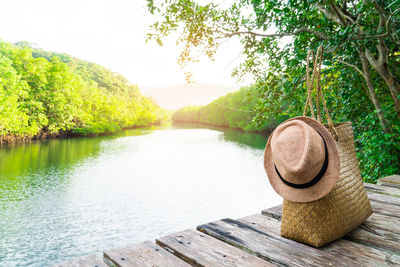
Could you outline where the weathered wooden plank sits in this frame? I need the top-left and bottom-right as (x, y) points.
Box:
(364, 183), (400, 198)
(52, 254), (107, 267)
(345, 223), (400, 254)
(261, 205), (282, 219)
(240, 213), (400, 265)
(239, 214), (281, 235)
(197, 218), (358, 266)
(370, 199), (400, 218)
(260, 205), (282, 220)
(323, 235), (400, 265)
(156, 229), (274, 266)
(378, 175), (400, 188)
(367, 191), (400, 206)
(261, 205), (400, 254)
(364, 212), (400, 234)
(103, 241), (190, 267)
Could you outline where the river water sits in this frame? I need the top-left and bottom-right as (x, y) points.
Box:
(0, 125), (281, 266)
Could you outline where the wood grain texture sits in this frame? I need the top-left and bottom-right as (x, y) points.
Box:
(378, 175), (400, 188)
(346, 223), (400, 254)
(261, 204), (400, 255)
(364, 183), (400, 197)
(103, 241), (190, 267)
(197, 218), (356, 266)
(370, 199), (400, 218)
(367, 191), (400, 206)
(364, 212), (400, 234)
(261, 205), (282, 219)
(379, 183), (400, 189)
(156, 229), (274, 267)
(240, 213), (400, 265)
(52, 254), (107, 267)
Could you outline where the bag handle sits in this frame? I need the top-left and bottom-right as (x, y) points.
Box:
(303, 46), (338, 140)
(303, 49), (316, 119)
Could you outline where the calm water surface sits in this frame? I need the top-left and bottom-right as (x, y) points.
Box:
(0, 125), (280, 266)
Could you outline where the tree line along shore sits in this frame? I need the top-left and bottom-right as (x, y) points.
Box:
(0, 41), (168, 144)
(172, 87), (283, 133)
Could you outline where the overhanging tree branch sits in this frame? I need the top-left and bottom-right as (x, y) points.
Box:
(329, 3), (349, 25)
(337, 59), (366, 80)
(222, 28), (332, 40)
(317, 4), (342, 24)
(222, 29), (387, 41)
(350, 33), (389, 40)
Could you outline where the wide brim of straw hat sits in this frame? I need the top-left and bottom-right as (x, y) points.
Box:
(264, 116), (340, 202)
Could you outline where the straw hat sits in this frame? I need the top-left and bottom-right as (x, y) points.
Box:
(264, 116), (340, 202)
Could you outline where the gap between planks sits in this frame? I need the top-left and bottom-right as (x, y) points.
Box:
(103, 240), (190, 267)
(260, 202), (400, 255)
(156, 228), (274, 266)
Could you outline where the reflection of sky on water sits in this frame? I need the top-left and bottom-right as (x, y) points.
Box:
(0, 126), (280, 266)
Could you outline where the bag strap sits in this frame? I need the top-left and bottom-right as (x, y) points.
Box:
(303, 46), (338, 140)
(303, 49), (316, 119)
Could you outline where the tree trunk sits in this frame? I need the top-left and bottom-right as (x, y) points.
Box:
(359, 50), (392, 133)
(316, 3), (400, 121)
(374, 63), (400, 117)
(364, 47), (400, 121)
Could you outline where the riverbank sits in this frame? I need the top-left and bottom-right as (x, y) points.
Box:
(0, 122), (166, 145)
(172, 121), (274, 135)
(171, 87), (285, 133)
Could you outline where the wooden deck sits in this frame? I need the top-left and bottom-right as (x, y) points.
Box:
(54, 176), (400, 267)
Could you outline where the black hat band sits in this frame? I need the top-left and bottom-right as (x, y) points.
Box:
(274, 133), (329, 189)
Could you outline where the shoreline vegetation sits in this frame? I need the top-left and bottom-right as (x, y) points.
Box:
(172, 120), (273, 135)
(0, 122), (164, 145)
(172, 87), (285, 133)
(0, 41), (169, 144)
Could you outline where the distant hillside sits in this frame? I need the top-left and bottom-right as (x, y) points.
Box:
(142, 83), (240, 110)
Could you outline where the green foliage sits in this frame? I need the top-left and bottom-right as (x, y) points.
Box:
(148, 0), (400, 182)
(0, 41), (168, 140)
(353, 104), (400, 183)
(173, 105), (201, 123)
(173, 86), (285, 132)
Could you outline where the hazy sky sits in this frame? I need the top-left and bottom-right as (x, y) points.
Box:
(0, 0), (247, 88)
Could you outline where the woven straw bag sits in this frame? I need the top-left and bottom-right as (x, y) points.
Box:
(280, 47), (373, 247)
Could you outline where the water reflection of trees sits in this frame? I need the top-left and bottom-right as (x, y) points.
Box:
(222, 130), (269, 150)
(173, 122), (270, 150)
(0, 127), (154, 201)
(0, 124), (268, 202)
(0, 137), (102, 201)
